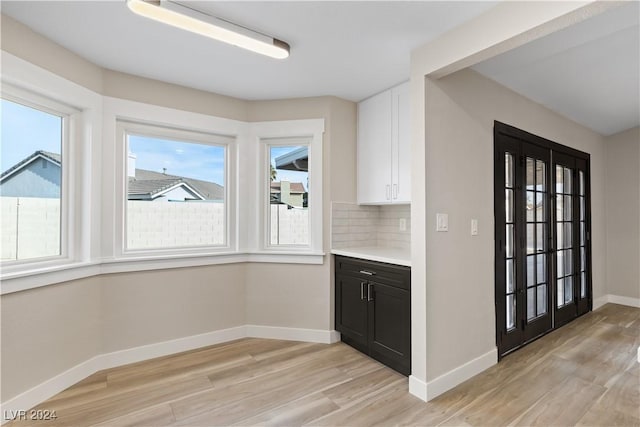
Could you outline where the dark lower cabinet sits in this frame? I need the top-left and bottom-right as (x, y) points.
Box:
(335, 255), (411, 375)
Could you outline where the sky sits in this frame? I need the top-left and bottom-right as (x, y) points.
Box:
(1, 98), (308, 190)
(1, 98), (62, 174)
(129, 135), (225, 185)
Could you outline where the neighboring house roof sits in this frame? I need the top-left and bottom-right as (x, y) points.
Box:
(0, 150), (61, 182)
(270, 181), (306, 194)
(0, 151), (224, 201)
(129, 169), (224, 201)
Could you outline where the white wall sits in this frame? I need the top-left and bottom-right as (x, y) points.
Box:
(605, 127), (640, 300)
(422, 69), (606, 381)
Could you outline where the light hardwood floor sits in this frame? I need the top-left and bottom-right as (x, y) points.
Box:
(8, 303), (640, 426)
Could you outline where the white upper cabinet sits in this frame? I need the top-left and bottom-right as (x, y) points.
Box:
(357, 82), (411, 204)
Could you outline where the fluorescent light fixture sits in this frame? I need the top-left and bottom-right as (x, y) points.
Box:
(126, 0), (290, 59)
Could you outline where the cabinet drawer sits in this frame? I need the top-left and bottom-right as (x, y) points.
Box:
(335, 255), (410, 291)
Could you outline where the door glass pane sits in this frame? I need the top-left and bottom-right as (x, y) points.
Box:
(564, 223), (572, 249)
(557, 250), (564, 277)
(526, 191), (535, 222)
(580, 197), (585, 221)
(537, 285), (547, 316)
(556, 195), (563, 222)
(564, 195), (572, 221)
(556, 165), (564, 193)
(536, 160), (546, 190)
(579, 171), (584, 195)
(527, 224), (535, 254)
(557, 223), (564, 249)
(536, 193), (545, 222)
(536, 224), (545, 253)
(527, 287), (535, 321)
(564, 168), (572, 194)
(527, 255), (535, 286)
(526, 158), (535, 190)
(557, 278), (564, 307)
(506, 224), (514, 258)
(506, 294), (515, 330)
(580, 223), (585, 246)
(536, 254), (546, 284)
(506, 259), (515, 293)
(564, 248), (573, 275)
(505, 153), (513, 188)
(564, 276), (573, 304)
(506, 189), (514, 222)
(581, 272), (586, 298)
(581, 247), (586, 271)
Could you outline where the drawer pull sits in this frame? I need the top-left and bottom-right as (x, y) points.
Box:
(359, 270), (375, 276)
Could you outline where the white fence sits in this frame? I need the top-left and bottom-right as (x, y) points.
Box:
(1, 197), (61, 261)
(270, 205), (309, 245)
(1, 198), (309, 259)
(126, 201), (226, 250)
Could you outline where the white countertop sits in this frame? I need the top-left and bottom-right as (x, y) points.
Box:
(330, 246), (411, 267)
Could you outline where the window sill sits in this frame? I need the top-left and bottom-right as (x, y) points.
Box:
(0, 251), (326, 295)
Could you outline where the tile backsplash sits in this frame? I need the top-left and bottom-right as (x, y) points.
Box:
(331, 202), (411, 250)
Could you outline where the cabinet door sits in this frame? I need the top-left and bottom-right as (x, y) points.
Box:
(358, 90), (393, 204)
(368, 281), (411, 375)
(392, 82), (411, 203)
(335, 274), (369, 351)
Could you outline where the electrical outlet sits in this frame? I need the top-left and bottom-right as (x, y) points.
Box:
(399, 218), (407, 232)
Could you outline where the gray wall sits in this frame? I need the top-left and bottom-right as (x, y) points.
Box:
(1, 13), (357, 402)
(605, 127), (640, 300)
(422, 69), (606, 381)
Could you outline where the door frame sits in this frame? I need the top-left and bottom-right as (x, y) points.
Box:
(494, 121), (593, 359)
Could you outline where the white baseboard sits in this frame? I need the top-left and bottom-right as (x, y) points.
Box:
(0, 325), (338, 424)
(99, 326), (246, 369)
(408, 375), (428, 401)
(1, 356), (103, 424)
(593, 294), (640, 310)
(408, 347), (497, 403)
(593, 295), (609, 310)
(246, 325), (340, 344)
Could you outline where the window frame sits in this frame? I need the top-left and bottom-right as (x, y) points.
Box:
(251, 119), (324, 256)
(263, 137), (312, 249)
(0, 85), (77, 271)
(116, 120), (236, 257)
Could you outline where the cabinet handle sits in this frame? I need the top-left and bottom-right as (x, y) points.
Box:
(386, 185), (391, 200)
(367, 283), (374, 302)
(393, 184), (398, 199)
(360, 282), (367, 300)
(359, 270), (375, 276)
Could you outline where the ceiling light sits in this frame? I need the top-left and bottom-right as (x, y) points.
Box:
(126, 0), (290, 59)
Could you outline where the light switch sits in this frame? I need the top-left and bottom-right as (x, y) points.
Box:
(399, 218), (407, 232)
(471, 219), (478, 236)
(436, 213), (448, 232)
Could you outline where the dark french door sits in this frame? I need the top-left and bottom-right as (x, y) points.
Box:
(494, 122), (592, 358)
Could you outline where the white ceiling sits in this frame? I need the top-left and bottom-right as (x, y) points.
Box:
(2, 1), (638, 136)
(472, 1), (640, 136)
(0, 1), (497, 101)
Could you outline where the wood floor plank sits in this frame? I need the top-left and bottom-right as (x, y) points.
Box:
(6, 304), (638, 427)
(508, 376), (607, 426)
(231, 393), (340, 427)
(90, 403), (176, 427)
